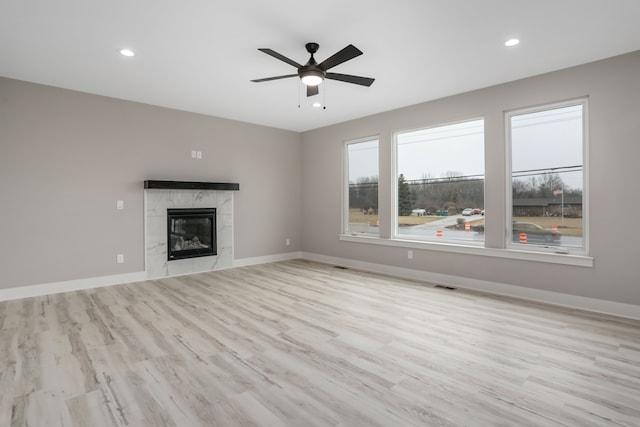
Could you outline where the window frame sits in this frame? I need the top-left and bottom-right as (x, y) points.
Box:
(337, 104), (593, 268)
(505, 98), (589, 256)
(342, 136), (380, 236)
(392, 117), (485, 246)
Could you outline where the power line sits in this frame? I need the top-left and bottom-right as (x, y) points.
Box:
(513, 165), (582, 178)
(349, 165), (583, 188)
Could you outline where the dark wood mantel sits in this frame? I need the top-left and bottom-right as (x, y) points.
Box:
(144, 180), (240, 191)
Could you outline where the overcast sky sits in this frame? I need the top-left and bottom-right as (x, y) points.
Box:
(511, 104), (583, 189)
(397, 119), (484, 180)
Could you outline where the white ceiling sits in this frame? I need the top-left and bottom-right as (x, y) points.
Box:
(1, 1), (640, 133)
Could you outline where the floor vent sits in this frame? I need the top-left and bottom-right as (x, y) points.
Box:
(333, 266), (348, 270)
(434, 285), (457, 290)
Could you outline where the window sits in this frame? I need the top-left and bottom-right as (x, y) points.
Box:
(395, 119), (485, 244)
(508, 101), (586, 252)
(344, 138), (379, 235)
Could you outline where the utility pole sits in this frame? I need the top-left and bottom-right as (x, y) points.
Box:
(561, 181), (565, 226)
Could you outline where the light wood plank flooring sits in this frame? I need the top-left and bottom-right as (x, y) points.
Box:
(1, 260), (639, 426)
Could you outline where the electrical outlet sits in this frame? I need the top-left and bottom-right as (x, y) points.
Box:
(285, 238), (291, 246)
(408, 250), (413, 259)
(196, 151), (202, 159)
(116, 200), (124, 210)
(191, 150), (197, 159)
(117, 254), (124, 264)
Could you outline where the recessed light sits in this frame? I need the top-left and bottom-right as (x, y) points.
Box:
(504, 38), (520, 47)
(312, 102), (322, 108)
(120, 48), (135, 57)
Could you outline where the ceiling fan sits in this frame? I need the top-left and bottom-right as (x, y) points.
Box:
(251, 42), (375, 97)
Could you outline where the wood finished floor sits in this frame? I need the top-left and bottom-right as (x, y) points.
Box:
(1, 260), (639, 427)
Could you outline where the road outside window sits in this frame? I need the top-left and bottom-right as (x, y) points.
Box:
(395, 119), (485, 244)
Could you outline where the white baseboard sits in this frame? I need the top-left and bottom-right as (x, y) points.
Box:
(0, 252), (302, 302)
(233, 251), (302, 268)
(300, 252), (640, 321)
(0, 271), (147, 302)
(4, 251), (638, 321)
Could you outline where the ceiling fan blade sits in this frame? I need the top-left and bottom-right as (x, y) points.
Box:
(306, 85), (319, 97)
(319, 44), (363, 71)
(258, 48), (303, 68)
(251, 74), (298, 83)
(326, 72), (375, 87)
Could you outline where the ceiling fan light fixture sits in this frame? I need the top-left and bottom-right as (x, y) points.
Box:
(504, 38), (520, 47)
(300, 70), (324, 86)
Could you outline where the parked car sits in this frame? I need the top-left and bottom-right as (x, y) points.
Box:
(462, 208), (474, 216)
(472, 222), (561, 245)
(512, 222), (561, 244)
(472, 224), (485, 232)
(473, 208), (482, 214)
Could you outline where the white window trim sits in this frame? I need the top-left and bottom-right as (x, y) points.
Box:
(505, 98), (589, 256)
(336, 105), (594, 268)
(343, 136), (380, 236)
(339, 233), (593, 267)
(391, 117), (485, 244)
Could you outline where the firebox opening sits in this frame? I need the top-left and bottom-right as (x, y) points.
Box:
(167, 208), (216, 261)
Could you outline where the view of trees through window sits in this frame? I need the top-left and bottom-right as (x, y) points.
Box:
(509, 102), (584, 248)
(397, 172), (485, 216)
(395, 119), (485, 243)
(346, 139), (379, 234)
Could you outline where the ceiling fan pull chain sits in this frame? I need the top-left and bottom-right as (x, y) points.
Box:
(323, 82), (327, 110)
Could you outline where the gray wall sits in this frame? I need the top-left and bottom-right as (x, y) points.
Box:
(301, 51), (640, 306)
(3, 51), (639, 307)
(0, 77), (302, 289)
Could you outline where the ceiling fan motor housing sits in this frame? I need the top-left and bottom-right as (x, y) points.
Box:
(299, 43), (325, 85)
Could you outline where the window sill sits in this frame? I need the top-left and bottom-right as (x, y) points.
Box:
(338, 234), (593, 267)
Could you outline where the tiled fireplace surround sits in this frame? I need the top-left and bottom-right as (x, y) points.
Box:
(144, 181), (238, 279)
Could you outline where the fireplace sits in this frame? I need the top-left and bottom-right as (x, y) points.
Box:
(145, 181), (238, 278)
(167, 208), (216, 261)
